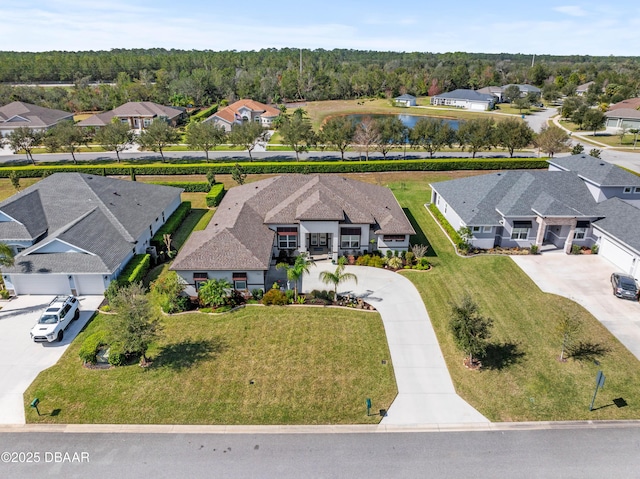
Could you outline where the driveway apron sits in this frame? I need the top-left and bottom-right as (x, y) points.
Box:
(303, 263), (488, 425)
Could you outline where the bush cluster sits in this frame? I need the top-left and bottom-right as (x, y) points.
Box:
(78, 330), (109, 364)
(262, 288), (288, 305)
(118, 254), (151, 285)
(205, 183), (226, 207)
(149, 181), (210, 192)
(151, 201), (191, 248)
(428, 203), (463, 245)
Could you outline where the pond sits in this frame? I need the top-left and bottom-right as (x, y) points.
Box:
(346, 114), (460, 131)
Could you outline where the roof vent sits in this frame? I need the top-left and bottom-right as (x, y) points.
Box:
(600, 163), (605, 166)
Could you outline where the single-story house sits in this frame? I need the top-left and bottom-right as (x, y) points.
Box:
(477, 86), (504, 102)
(604, 108), (640, 130)
(502, 84), (541, 96)
(0, 101), (74, 137)
(0, 173), (182, 295)
(394, 94), (417, 107)
(171, 174), (415, 294)
(430, 154), (640, 280)
(576, 81), (595, 96)
(204, 99), (280, 132)
(76, 101), (185, 131)
(608, 98), (640, 111)
(430, 89), (497, 111)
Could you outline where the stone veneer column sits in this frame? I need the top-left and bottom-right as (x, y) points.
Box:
(535, 217), (546, 247)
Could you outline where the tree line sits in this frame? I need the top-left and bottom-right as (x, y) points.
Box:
(1, 48), (639, 112)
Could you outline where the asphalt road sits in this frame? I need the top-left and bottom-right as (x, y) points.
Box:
(1, 425), (639, 478)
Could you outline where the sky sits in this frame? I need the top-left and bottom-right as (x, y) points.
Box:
(1, 0), (639, 56)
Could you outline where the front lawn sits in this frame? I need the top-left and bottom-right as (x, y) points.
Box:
(25, 307), (395, 424)
(390, 180), (640, 421)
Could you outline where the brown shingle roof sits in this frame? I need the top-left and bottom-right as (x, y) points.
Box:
(0, 101), (73, 129)
(605, 108), (640, 120)
(77, 101), (183, 127)
(609, 98), (640, 111)
(209, 99), (280, 124)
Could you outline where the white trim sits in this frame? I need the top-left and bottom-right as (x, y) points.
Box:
(26, 238), (97, 256)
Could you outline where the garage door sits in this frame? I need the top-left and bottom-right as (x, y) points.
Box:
(600, 237), (635, 273)
(75, 275), (107, 295)
(9, 274), (71, 295)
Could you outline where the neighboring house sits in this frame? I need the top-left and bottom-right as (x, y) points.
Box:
(604, 108), (640, 130)
(0, 173), (182, 295)
(576, 81), (595, 96)
(477, 86), (504, 102)
(608, 98), (640, 111)
(502, 84), (541, 97)
(0, 101), (74, 137)
(171, 174), (415, 294)
(394, 94), (417, 107)
(430, 89), (497, 111)
(430, 154), (640, 280)
(204, 99), (280, 132)
(76, 101), (185, 131)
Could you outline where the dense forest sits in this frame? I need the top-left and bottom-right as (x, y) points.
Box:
(1, 49), (639, 112)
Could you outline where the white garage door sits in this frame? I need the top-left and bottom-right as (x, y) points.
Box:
(600, 237), (635, 273)
(10, 274), (71, 295)
(75, 275), (107, 295)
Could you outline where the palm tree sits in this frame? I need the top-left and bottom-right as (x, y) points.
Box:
(319, 263), (358, 301)
(276, 253), (314, 301)
(0, 243), (14, 268)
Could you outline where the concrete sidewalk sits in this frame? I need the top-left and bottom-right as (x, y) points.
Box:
(0, 295), (104, 424)
(303, 263), (488, 425)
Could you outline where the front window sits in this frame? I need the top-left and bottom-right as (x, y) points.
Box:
(143, 118), (152, 127)
(277, 227), (297, 249)
(341, 227), (361, 248)
(471, 226), (481, 233)
(193, 272), (208, 291)
(233, 273), (247, 290)
(483, 226), (492, 233)
(624, 187), (632, 194)
(383, 235), (405, 242)
(511, 221), (532, 240)
(574, 228), (587, 240)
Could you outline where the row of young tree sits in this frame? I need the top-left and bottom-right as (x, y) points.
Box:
(1, 48), (639, 111)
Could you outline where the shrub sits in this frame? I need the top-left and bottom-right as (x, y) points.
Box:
(149, 181), (210, 192)
(369, 256), (385, 268)
(0, 289), (9, 299)
(355, 254), (370, 266)
(385, 250), (393, 259)
(100, 305), (112, 312)
(151, 202), (191, 248)
(591, 244), (599, 254)
(118, 254), (151, 285)
(105, 280), (121, 303)
(405, 251), (415, 265)
(262, 288), (288, 306)
(428, 204), (462, 245)
(205, 183), (226, 207)
(251, 288), (264, 300)
(107, 342), (125, 366)
(571, 244), (581, 255)
(530, 245), (539, 255)
(78, 330), (109, 364)
(415, 257), (430, 270)
(285, 289), (295, 303)
(387, 256), (403, 269)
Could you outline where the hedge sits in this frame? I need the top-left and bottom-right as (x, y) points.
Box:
(0, 158), (548, 178)
(205, 183), (226, 207)
(428, 203), (462, 245)
(189, 104), (218, 122)
(148, 181), (210, 192)
(78, 330), (109, 364)
(118, 254), (151, 285)
(151, 201), (192, 248)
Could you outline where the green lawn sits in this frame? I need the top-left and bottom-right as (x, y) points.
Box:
(389, 180), (640, 422)
(25, 307), (396, 424)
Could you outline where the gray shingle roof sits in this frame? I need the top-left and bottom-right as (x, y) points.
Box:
(77, 101), (184, 127)
(171, 175), (414, 272)
(604, 108), (640, 120)
(432, 170), (599, 225)
(433, 89), (496, 102)
(0, 101), (73, 130)
(593, 198), (640, 254)
(548, 155), (640, 187)
(0, 173), (182, 274)
(395, 94), (416, 100)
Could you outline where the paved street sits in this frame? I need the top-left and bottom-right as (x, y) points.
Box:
(1, 424), (639, 478)
(303, 262), (488, 425)
(0, 295), (104, 424)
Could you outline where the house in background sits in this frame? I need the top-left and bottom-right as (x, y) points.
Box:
(0, 173), (182, 295)
(0, 101), (74, 137)
(171, 174), (415, 294)
(430, 89), (496, 111)
(76, 101), (185, 131)
(604, 108), (640, 130)
(476, 86), (504, 102)
(576, 81), (595, 96)
(205, 99), (280, 132)
(608, 98), (640, 111)
(430, 155), (640, 279)
(502, 84), (541, 97)
(394, 94), (417, 107)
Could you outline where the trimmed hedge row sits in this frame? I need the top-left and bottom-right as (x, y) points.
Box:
(149, 181), (210, 192)
(205, 183), (226, 207)
(428, 203), (462, 245)
(119, 254), (151, 285)
(151, 201), (192, 248)
(0, 158), (548, 178)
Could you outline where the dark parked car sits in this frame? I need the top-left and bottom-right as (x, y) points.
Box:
(611, 273), (639, 301)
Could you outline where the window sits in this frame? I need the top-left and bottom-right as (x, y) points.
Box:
(340, 227), (361, 248)
(575, 221), (590, 240)
(277, 227), (297, 249)
(483, 226), (492, 233)
(383, 235), (405, 242)
(624, 187), (632, 194)
(635, 187), (640, 194)
(511, 221), (532, 240)
(143, 118), (152, 127)
(233, 273), (247, 290)
(471, 226), (481, 233)
(193, 272), (208, 291)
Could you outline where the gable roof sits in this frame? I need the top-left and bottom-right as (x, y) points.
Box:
(77, 102), (184, 127)
(548, 154), (640, 187)
(395, 94), (416, 101)
(604, 108), (640, 120)
(0, 173), (182, 274)
(432, 170), (599, 225)
(171, 175), (414, 272)
(433, 89), (496, 103)
(208, 99), (280, 125)
(0, 101), (73, 129)
(592, 198), (640, 254)
(609, 98), (640, 111)
(576, 81), (595, 93)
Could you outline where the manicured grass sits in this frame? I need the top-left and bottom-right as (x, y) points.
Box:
(0, 178), (41, 201)
(193, 208), (214, 231)
(172, 208), (208, 250)
(24, 307), (396, 424)
(389, 180), (640, 422)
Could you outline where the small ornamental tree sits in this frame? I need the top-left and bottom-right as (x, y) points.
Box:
(231, 163), (247, 185)
(449, 295), (493, 367)
(556, 310), (582, 362)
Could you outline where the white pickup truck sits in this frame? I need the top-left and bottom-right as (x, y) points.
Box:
(30, 295), (80, 343)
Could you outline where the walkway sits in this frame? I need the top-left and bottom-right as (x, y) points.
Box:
(303, 262), (489, 425)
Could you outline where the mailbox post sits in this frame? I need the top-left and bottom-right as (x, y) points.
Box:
(366, 398), (371, 416)
(30, 398), (40, 416)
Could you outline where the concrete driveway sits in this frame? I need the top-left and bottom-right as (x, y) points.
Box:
(303, 262), (488, 426)
(511, 253), (640, 360)
(0, 295), (103, 424)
